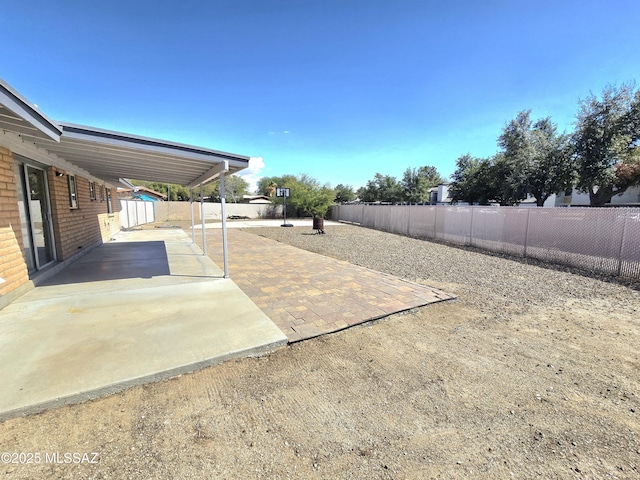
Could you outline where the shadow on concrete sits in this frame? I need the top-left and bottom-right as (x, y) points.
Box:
(40, 241), (171, 286)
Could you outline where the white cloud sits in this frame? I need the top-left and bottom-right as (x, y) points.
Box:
(236, 156), (265, 193)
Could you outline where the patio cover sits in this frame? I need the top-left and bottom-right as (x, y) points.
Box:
(1, 77), (249, 278)
(0, 80), (62, 141)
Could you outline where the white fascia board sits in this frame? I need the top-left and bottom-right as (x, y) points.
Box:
(59, 123), (250, 167)
(0, 79), (62, 141)
(119, 178), (137, 189)
(188, 160), (229, 189)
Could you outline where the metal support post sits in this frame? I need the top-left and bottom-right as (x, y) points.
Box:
(220, 174), (229, 278)
(189, 189), (195, 243)
(200, 185), (206, 255)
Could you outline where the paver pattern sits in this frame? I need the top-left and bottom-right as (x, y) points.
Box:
(198, 228), (454, 341)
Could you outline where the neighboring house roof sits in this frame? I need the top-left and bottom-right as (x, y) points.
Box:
(0, 77), (250, 188)
(117, 186), (167, 201)
(242, 195), (272, 204)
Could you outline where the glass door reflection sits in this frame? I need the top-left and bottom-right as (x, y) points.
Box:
(26, 166), (55, 269)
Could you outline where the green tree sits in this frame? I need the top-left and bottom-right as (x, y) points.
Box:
(489, 153), (526, 206)
(207, 175), (250, 203)
(259, 174), (335, 218)
(355, 186), (367, 202)
(573, 84), (640, 206)
(257, 176), (289, 197)
(359, 173), (403, 203)
(334, 184), (356, 203)
(499, 111), (575, 206)
(287, 174), (335, 218)
(449, 154), (527, 206)
(448, 154), (492, 205)
(401, 165), (444, 203)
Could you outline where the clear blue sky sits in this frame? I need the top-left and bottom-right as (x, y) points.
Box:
(2, 0), (639, 192)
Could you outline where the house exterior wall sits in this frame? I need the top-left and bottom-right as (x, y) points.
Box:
(0, 147), (29, 297)
(555, 186), (640, 207)
(1, 145), (120, 305)
(47, 169), (119, 261)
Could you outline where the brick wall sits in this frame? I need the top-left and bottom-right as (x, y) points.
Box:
(98, 210), (120, 242)
(0, 147), (29, 296)
(47, 170), (119, 261)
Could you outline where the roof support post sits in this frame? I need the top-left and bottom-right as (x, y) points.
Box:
(200, 185), (206, 255)
(220, 172), (229, 278)
(189, 189), (195, 243)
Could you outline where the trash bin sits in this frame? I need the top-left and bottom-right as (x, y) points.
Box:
(312, 217), (325, 234)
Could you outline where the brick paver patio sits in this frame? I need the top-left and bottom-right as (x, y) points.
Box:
(197, 228), (455, 342)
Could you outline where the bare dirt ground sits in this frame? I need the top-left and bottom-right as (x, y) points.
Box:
(1, 225), (639, 479)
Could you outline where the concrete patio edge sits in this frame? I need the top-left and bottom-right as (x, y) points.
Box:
(0, 229), (289, 423)
(0, 338), (286, 423)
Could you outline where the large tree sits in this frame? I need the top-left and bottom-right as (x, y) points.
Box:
(334, 184), (356, 203)
(401, 165), (444, 203)
(573, 84), (640, 206)
(448, 154), (493, 205)
(449, 153), (527, 206)
(258, 174), (335, 218)
(208, 175), (250, 203)
(359, 173), (403, 203)
(499, 111), (575, 206)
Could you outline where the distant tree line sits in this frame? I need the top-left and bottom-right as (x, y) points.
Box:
(131, 175), (250, 203)
(355, 166), (445, 203)
(450, 84), (640, 207)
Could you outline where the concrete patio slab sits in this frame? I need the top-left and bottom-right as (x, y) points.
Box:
(0, 229), (287, 421)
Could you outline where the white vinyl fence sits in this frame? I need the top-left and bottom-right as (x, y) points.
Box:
(332, 205), (640, 279)
(119, 200), (155, 228)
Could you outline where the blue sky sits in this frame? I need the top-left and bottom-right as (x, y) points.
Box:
(2, 0), (639, 191)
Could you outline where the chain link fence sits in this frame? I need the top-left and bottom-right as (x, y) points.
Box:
(332, 204), (640, 279)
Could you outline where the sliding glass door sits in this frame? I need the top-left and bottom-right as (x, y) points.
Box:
(15, 160), (56, 272)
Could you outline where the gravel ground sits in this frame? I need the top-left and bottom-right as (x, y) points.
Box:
(1, 223), (638, 479)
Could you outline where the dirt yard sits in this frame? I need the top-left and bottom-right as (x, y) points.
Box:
(0, 226), (638, 479)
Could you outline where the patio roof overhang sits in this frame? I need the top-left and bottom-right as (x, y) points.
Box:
(0, 80), (62, 142)
(48, 123), (249, 188)
(1, 78), (250, 189)
(22, 122), (249, 189)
